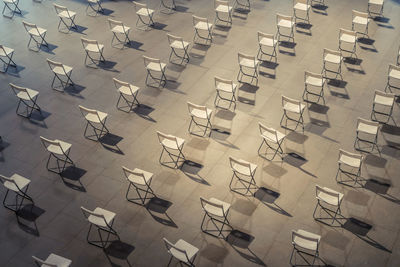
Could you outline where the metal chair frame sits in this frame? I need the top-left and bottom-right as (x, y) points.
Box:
(81, 38), (105, 67)
(86, 0), (104, 16)
(167, 34), (190, 65)
(0, 174), (34, 214)
(200, 197), (232, 239)
(123, 166), (154, 206)
(10, 83), (42, 118)
(302, 71), (326, 104)
(280, 96), (305, 131)
(351, 10), (370, 38)
(237, 52), (259, 85)
(257, 32), (278, 62)
(143, 56), (167, 88)
(193, 15), (213, 45)
(160, 0), (176, 14)
(79, 106), (110, 141)
(0, 44), (17, 73)
(46, 59), (74, 91)
(108, 19), (131, 49)
(336, 149), (363, 185)
(339, 28), (357, 59)
(214, 0), (233, 26)
(276, 13), (295, 43)
(54, 4), (77, 33)
(157, 131), (186, 169)
(371, 90), (394, 124)
(23, 21), (49, 52)
(40, 137), (74, 174)
(385, 64), (400, 97)
(187, 102), (212, 137)
(234, 0), (250, 11)
(163, 238), (198, 267)
(229, 156), (258, 196)
(293, 0), (310, 25)
(322, 48), (343, 80)
(2, 0), (21, 18)
(367, 0), (384, 18)
(290, 230), (320, 267)
(134, 2), (155, 30)
(113, 78), (140, 112)
(354, 118), (379, 153)
(312, 185), (343, 225)
(214, 76), (237, 110)
(258, 122), (285, 160)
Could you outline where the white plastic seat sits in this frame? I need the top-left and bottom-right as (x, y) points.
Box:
(143, 56), (167, 88)
(188, 102), (212, 137)
(276, 13), (295, 43)
(293, 0), (310, 24)
(86, 0), (104, 16)
(0, 44), (16, 73)
(258, 122), (286, 160)
(163, 238), (199, 266)
(81, 38), (105, 66)
(200, 197), (231, 238)
(167, 33), (190, 64)
(339, 28), (357, 58)
(291, 229), (321, 266)
(237, 52), (259, 85)
(40, 136), (74, 174)
(322, 48), (343, 80)
(157, 131), (185, 169)
(336, 148), (363, 185)
(54, 4), (77, 32)
(113, 78), (140, 112)
(108, 19), (131, 48)
(123, 166), (154, 205)
(214, 0), (233, 26)
(133, 2), (155, 30)
(0, 173), (34, 213)
(2, 0), (21, 18)
(352, 10), (369, 36)
(303, 71), (326, 104)
(281, 95), (306, 131)
(229, 156), (257, 195)
(313, 185), (343, 224)
(22, 21), (48, 51)
(79, 105), (109, 141)
(368, 0), (384, 17)
(193, 15), (213, 45)
(9, 83), (41, 118)
(46, 59), (74, 91)
(214, 76), (237, 110)
(355, 118), (379, 153)
(386, 64), (400, 96)
(32, 254), (72, 267)
(257, 32), (278, 62)
(372, 90), (394, 123)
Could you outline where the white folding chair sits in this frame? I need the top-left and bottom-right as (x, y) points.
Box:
(79, 105), (109, 141)
(303, 71), (326, 104)
(157, 131), (185, 169)
(86, 0), (104, 16)
(257, 32), (278, 62)
(214, 76), (238, 110)
(46, 59), (74, 91)
(200, 197), (231, 238)
(133, 2), (155, 30)
(371, 90), (394, 124)
(276, 13), (295, 43)
(280, 95), (306, 131)
(354, 118), (379, 153)
(352, 10), (370, 37)
(187, 102), (212, 137)
(53, 3), (77, 33)
(81, 206), (120, 249)
(163, 238), (199, 267)
(336, 149), (363, 185)
(32, 254), (72, 267)
(237, 52), (259, 85)
(322, 48), (343, 80)
(339, 28), (357, 58)
(113, 78), (140, 112)
(108, 19), (131, 48)
(293, 0), (311, 24)
(290, 230), (321, 266)
(229, 156), (257, 196)
(2, 0), (21, 18)
(386, 64), (400, 96)
(0, 173), (34, 213)
(160, 0), (176, 14)
(143, 55), (167, 88)
(0, 44), (17, 73)
(214, 0), (233, 26)
(313, 185), (343, 225)
(9, 83), (42, 118)
(193, 15), (213, 45)
(368, 0), (384, 18)
(258, 122), (286, 160)
(22, 21), (49, 51)
(40, 136), (74, 174)
(81, 38), (105, 67)
(123, 166), (154, 206)
(167, 34), (190, 64)
(234, 0), (250, 11)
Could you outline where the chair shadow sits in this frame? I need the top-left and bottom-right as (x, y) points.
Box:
(296, 22), (312, 36)
(60, 166), (87, 192)
(27, 110), (51, 128)
(72, 25), (88, 35)
(278, 41), (296, 56)
(364, 177), (400, 204)
(16, 204), (45, 236)
(40, 43), (58, 55)
(211, 129), (240, 150)
(145, 197), (177, 228)
(238, 83), (259, 105)
(2, 65), (26, 77)
(63, 84), (86, 98)
(364, 154), (387, 168)
(0, 139), (10, 162)
(98, 60), (119, 72)
(103, 240), (135, 267)
(283, 152), (317, 178)
(312, 3), (328, 16)
(259, 61), (279, 79)
(373, 16), (394, 29)
(358, 37), (378, 53)
(343, 57), (365, 75)
(125, 41), (145, 51)
(98, 133), (124, 155)
(132, 104), (156, 122)
(254, 187), (292, 217)
(181, 160), (210, 185)
(152, 22), (168, 31)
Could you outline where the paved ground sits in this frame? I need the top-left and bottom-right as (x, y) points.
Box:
(1, 0), (400, 266)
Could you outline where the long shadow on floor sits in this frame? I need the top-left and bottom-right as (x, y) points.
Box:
(146, 197), (177, 228)
(103, 240), (135, 267)
(16, 204), (45, 236)
(226, 230), (266, 266)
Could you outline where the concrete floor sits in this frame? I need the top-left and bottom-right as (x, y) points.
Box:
(1, 0), (400, 266)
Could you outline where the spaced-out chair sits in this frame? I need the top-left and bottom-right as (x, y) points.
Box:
(237, 52), (259, 85)
(214, 0), (233, 26)
(2, 0), (21, 18)
(0, 44), (17, 73)
(40, 136), (74, 174)
(303, 71), (326, 104)
(81, 38), (105, 67)
(163, 238), (199, 267)
(354, 118), (379, 153)
(81, 206), (120, 249)
(32, 254), (71, 267)
(352, 10), (369, 37)
(143, 56), (167, 88)
(293, 0), (311, 25)
(336, 149), (363, 185)
(187, 102), (213, 137)
(0, 173), (34, 214)
(280, 95), (306, 131)
(258, 122), (286, 160)
(257, 32), (278, 62)
(290, 230), (321, 266)
(167, 33), (190, 64)
(79, 106), (109, 141)
(157, 131), (186, 169)
(339, 28), (357, 58)
(86, 0), (104, 16)
(313, 185), (343, 225)
(214, 76), (237, 110)
(123, 166), (154, 206)
(9, 83), (42, 118)
(322, 48), (343, 80)
(368, 0), (384, 18)
(386, 64), (400, 96)
(113, 78), (140, 112)
(276, 13), (295, 43)
(22, 21), (49, 52)
(53, 3), (77, 33)
(160, 0), (176, 14)
(133, 2), (155, 30)
(108, 19), (131, 48)
(193, 15), (213, 45)
(234, 0), (250, 11)
(46, 59), (74, 91)
(371, 90), (394, 124)
(200, 197), (231, 238)
(229, 156), (257, 196)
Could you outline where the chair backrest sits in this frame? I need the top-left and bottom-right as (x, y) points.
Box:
(108, 18), (127, 32)
(291, 230), (320, 251)
(323, 48), (342, 61)
(40, 136), (64, 153)
(22, 21), (39, 35)
(338, 149), (363, 163)
(157, 131), (178, 147)
(215, 0), (230, 9)
(339, 28), (357, 39)
(357, 117), (379, 132)
(304, 71), (323, 82)
(315, 185), (340, 204)
(389, 63), (400, 74)
(193, 15), (210, 28)
(374, 90), (394, 106)
(163, 238), (191, 264)
(46, 58), (66, 74)
(0, 45), (8, 55)
(167, 33), (184, 47)
(200, 197), (225, 216)
(81, 38), (100, 50)
(0, 174), (19, 190)
(214, 76), (234, 91)
(282, 95), (300, 108)
(133, 2), (150, 14)
(113, 78), (135, 94)
(122, 166), (146, 184)
(80, 206), (108, 227)
(229, 156), (251, 173)
(258, 122), (278, 141)
(143, 55), (161, 67)
(187, 102), (209, 117)
(294, 0), (308, 5)
(78, 105), (102, 122)
(9, 83), (33, 99)
(257, 31), (275, 44)
(238, 52), (256, 66)
(32, 256), (57, 267)
(53, 3), (71, 17)
(276, 13), (293, 24)
(352, 10), (368, 20)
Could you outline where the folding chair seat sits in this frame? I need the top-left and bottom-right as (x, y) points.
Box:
(22, 21), (49, 52)
(81, 206), (120, 249)
(187, 102), (212, 137)
(280, 95), (306, 131)
(293, 0), (311, 25)
(46, 59), (74, 91)
(79, 106), (109, 141)
(237, 52), (259, 85)
(339, 28), (357, 58)
(113, 78), (140, 112)
(133, 2), (155, 30)
(157, 131), (185, 169)
(313, 185), (343, 225)
(53, 4), (77, 33)
(386, 64), (400, 96)
(234, 0), (250, 11)
(352, 10), (370, 37)
(123, 166), (154, 206)
(303, 71), (326, 104)
(368, 0), (384, 18)
(229, 156), (257, 196)
(167, 34), (190, 64)
(257, 32), (278, 62)
(200, 197), (231, 238)
(86, 0), (104, 16)
(336, 149), (363, 185)
(9, 83), (41, 118)
(0, 173), (34, 214)
(163, 238), (198, 267)
(0, 44), (17, 73)
(32, 254), (72, 267)
(322, 48), (343, 80)
(276, 13), (295, 43)
(371, 90), (394, 123)
(290, 230), (321, 266)
(214, 76), (237, 110)
(108, 19), (131, 48)
(2, 0), (21, 18)
(40, 136), (74, 174)
(193, 15), (213, 45)
(214, 0), (233, 26)
(160, 0), (176, 14)
(258, 122), (286, 160)
(143, 56), (167, 88)
(81, 38), (105, 67)
(354, 118), (379, 153)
